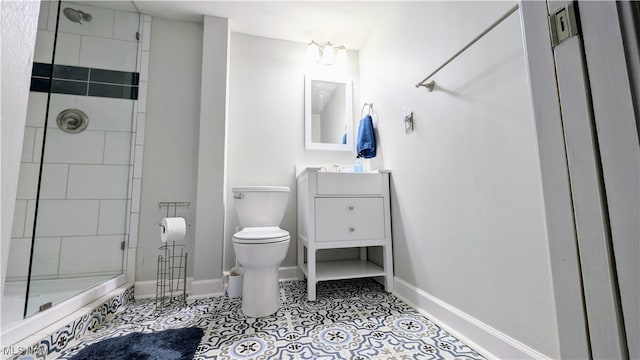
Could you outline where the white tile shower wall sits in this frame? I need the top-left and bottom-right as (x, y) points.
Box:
(58, 3), (115, 38)
(127, 15), (151, 267)
(133, 146), (143, 178)
(66, 165), (129, 199)
(42, 130), (106, 164)
(11, 201), (27, 238)
(16, 163), (40, 199)
(79, 37), (138, 72)
(128, 213), (139, 248)
(57, 2), (137, 71)
(6, 238), (31, 279)
(130, 179), (142, 214)
(97, 200), (127, 235)
(21, 127), (36, 162)
(40, 164), (69, 199)
(25, 93), (47, 127)
(59, 235), (123, 275)
(46, 0), (58, 32)
(32, 128), (44, 162)
(135, 113), (145, 145)
(6, 8), (150, 282)
(37, 0), (50, 30)
(46, 94), (77, 126)
(66, 96), (134, 132)
(114, 11), (140, 42)
(35, 200), (100, 237)
(24, 201), (36, 239)
(104, 132), (132, 165)
(34, 30), (55, 63)
(31, 237), (62, 277)
(56, 33), (82, 65)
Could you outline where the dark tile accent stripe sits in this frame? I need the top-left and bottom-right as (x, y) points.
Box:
(90, 68), (139, 86)
(30, 77), (51, 92)
(33, 62), (52, 77)
(88, 83), (138, 100)
(30, 62), (139, 100)
(53, 64), (89, 81)
(51, 80), (87, 95)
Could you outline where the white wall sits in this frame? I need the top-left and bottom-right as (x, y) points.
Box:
(136, 17), (202, 282)
(359, 1), (558, 357)
(224, 33), (362, 270)
(191, 15), (228, 294)
(1, 0), (40, 298)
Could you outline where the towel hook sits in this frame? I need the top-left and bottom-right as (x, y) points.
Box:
(361, 102), (373, 117)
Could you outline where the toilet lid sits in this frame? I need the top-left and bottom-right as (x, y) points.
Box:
(233, 227), (290, 244)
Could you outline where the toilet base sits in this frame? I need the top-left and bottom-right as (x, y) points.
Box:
(232, 234), (289, 317)
(241, 267), (280, 317)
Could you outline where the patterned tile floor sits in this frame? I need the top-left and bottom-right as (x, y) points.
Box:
(56, 279), (485, 359)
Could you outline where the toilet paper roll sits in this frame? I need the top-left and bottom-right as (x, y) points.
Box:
(160, 217), (186, 243)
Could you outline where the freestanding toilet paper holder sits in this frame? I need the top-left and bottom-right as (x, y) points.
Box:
(156, 201), (191, 311)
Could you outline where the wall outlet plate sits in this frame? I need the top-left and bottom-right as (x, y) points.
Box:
(404, 112), (414, 134)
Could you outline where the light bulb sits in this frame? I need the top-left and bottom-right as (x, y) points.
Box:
(321, 42), (335, 65)
(306, 41), (320, 63)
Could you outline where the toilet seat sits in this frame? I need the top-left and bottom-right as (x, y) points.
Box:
(233, 226), (290, 244)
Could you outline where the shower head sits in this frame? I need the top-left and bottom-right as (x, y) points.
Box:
(63, 7), (92, 24)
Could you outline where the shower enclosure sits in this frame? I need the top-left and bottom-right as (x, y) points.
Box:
(3, 0), (144, 327)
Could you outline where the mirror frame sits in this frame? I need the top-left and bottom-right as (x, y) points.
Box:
(304, 75), (353, 151)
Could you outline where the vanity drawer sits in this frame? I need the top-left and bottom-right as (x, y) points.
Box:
(316, 173), (382, 195)
(315, 197), (385, 241)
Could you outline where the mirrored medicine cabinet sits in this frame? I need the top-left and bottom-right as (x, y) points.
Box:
(304, 75), (353, 151)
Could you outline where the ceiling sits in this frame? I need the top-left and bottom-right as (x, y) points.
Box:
(131, 1), (386, 50)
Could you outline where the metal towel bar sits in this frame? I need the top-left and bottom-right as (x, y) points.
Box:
(415, 4), (520, 92)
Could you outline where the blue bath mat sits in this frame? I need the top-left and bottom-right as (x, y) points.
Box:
(70, 327), (203, 360)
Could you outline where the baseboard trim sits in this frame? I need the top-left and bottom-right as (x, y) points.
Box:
(190, 278), (224, 297)
(393, 277), (551, 360)
(135, 266), (297, 300)
(134, 279), (171, 298)
(133, 277), (186, 298)
(279, 266), (299, 281)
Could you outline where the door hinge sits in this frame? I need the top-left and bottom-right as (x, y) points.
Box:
(121, 241), (126, 250)
(549, 4), (579, 48)
(549, 4), (578, 47)
(39, 302), (52, 312)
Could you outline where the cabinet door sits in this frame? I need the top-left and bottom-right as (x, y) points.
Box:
(315, 197), (385, 241)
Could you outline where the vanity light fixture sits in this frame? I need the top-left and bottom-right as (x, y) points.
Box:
(307, 41), (347, 66)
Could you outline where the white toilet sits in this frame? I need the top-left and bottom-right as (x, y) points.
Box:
(231, 186), (290, 317)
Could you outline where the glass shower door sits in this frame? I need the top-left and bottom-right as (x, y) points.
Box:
(24, 0), (140, 317)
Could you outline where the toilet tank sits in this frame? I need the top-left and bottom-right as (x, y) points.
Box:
(232, 186), (290, 227)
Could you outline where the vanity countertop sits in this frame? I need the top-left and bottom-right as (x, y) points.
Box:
(295, 165), (390, 178)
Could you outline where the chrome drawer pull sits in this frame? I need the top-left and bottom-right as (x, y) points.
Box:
(348, 205), (354, 210)
(349, 227), (355, 232)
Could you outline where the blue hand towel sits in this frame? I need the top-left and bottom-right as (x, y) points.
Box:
(356, 114), (376, 159)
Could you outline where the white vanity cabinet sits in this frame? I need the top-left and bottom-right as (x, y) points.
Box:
(297, 168), (394, 301)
